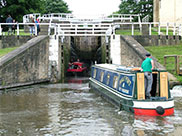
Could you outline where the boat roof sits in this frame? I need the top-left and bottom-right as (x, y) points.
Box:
(94, 64), (140, 72)
(72, 62), (84, 66)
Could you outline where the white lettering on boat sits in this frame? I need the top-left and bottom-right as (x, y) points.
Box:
(119, 88), (129, 94)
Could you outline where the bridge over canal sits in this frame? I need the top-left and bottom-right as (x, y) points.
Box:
(30, 13), (141, 81)
(0, 13), (180, 89)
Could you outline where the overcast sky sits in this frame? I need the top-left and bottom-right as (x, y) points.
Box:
(64, 0), (121, 18)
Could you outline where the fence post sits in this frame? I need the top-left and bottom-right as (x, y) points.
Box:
(176, 56), (180, 75)
(54, 24), (57, 35)
(173, 23), (176, 36)
(166, 22), (169, 36)
(75, 24), (77, 35)
(164, 56), (166, 67)
(35, 25), (37, 36)
(132, 23), (134, 35)
(92, 24), (94, 35)
(0, 24), (1, 36)
(178, 24), (182, 36)
(17, 23), (19, 36)
(158, 22), (160, 35)
(149, 23), (151, 35)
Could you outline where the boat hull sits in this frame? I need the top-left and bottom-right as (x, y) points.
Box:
(89, 78), (174, 116)
(89, 78), (134, 113)
(134, 108), (174, 116)
(133, 100), (174, 116)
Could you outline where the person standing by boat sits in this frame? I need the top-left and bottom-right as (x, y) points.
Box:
(141, 53), (154, 99)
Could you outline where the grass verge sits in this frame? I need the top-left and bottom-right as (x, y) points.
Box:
(144, 45), (182, 82)
(0, 47), (18, 58)
(116, 27), (176, 36)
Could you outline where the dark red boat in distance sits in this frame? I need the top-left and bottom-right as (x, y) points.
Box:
(67, 61), (88, 76)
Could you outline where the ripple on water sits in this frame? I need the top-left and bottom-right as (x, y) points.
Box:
(171, 85), (182, 97)
(1, 82), (182, 135)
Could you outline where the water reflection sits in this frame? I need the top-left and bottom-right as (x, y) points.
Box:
(133, 116), (174, 135)
(0, 79), (182, 135)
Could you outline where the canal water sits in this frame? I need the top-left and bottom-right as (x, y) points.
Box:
(0, 77), (182, 136)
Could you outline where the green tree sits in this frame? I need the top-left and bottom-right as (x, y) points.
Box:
(117, 0), (153, 22)
(118, 0), (139, 14)
(0, 0), (71, 22)
(138, 0), (153, 22)
(44, 0), (71, 13)
(0, 0), (45, 22)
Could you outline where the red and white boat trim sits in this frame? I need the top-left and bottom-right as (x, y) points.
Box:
(133, 100), (174, 116)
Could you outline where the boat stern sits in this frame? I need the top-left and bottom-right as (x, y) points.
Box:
(133, 99), (174, 116)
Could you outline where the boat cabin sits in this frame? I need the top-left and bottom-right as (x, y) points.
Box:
(91, 64), (170, 100)
(89, 64), (174, 116)
(67, 62), (87, 76)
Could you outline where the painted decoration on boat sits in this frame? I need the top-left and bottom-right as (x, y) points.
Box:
(118, 74), (135, 97)
(91, 67), (135, 97)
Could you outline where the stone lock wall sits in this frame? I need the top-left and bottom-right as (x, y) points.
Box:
(120, 35), (177, 82)
(120, 35), (144, 67)
(120, 35), (167, 68)
(0, 36), (32, 49)
(0, 36), (49, 89)
(133, 35), (182, 46)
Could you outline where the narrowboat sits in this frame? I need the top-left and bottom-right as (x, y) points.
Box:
(67, 62), (87, 76)
(89, 64), (174, 116)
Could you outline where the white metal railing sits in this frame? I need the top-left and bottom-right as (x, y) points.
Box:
(23, 13), (141, 24)
(142, 15), (149, 22)
(0, 23), (49, 36)
(23, 13), (41, 23)
(109, 14), (140, 22)
(0, 22), (182, 36)
(113, 22), (182, 36)
(21, 13), (143, 36)
(55, 23), (113, 36)
(39, 13), (75, 22)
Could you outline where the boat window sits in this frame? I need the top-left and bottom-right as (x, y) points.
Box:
(93, 69), (97, 78)
(106, 74), (110, 85)
(113, 76), (118, 89)
(74, 65), (78, 69)
(100, 72), (104, 82)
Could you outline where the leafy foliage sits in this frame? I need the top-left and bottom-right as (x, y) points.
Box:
(118, 0), (139, 14)
(0, 0), (71, 22)
(45, 0), (71, 13)
(138, 0), (153, 22)
(0, 0), (45, 22)
(117, 0), (153, 22)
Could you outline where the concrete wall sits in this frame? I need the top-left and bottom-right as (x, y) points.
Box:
(0, 36), (49, 89)
(120, 35), (167, 68)
(120, 36), (144, 67)
(101, 36), (108, 63)
(73, 36), (101, 61)
(120, 35), (176, 82)
(59, 36), (71, 80)
(132, 35), (182, 46)
(0, 36), (32, 49)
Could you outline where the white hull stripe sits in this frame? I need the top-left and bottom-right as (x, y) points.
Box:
(90, 78), (174, 109)
(133, 100), (174, 109)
